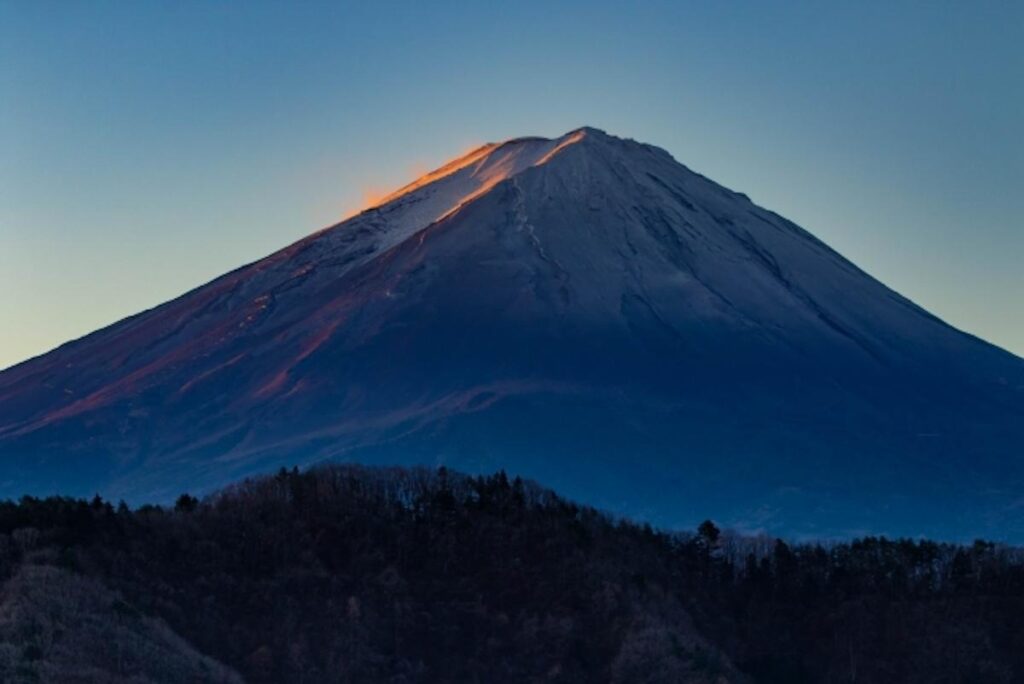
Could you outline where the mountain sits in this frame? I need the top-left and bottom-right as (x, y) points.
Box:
(0, 127), (1021, 540)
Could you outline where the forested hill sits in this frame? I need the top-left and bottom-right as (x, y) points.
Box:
(1, 465), (1022, 683)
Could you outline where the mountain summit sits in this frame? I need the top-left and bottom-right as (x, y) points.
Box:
(1, 128), (1022, 539)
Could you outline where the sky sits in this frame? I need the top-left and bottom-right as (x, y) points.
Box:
(1, 1), (1022, 369)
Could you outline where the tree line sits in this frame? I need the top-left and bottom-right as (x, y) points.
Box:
(0, 464), (1021, 683)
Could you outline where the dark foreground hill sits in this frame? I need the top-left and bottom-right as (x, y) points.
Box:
(0, 465), (1022, 683)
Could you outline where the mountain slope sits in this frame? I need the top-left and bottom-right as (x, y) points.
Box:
(1, 127), (1021, 539)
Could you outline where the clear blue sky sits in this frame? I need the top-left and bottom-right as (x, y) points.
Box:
(2, 1), (1021, 368)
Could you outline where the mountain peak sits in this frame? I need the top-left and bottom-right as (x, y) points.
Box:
(350, 127), (596, 226)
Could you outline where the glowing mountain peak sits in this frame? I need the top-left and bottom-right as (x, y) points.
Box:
(354, 128), (592, 223)
(368, 142), (499, 210)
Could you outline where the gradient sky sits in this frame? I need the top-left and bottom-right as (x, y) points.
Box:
(2, 1), (1022, 369)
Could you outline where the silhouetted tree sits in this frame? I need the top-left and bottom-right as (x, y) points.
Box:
(174, 493), (199, 513)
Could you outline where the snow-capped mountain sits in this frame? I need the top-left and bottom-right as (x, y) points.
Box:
(1, 127), (1021, 539)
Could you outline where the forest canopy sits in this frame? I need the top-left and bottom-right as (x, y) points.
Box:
(0, 464), (1021, 683)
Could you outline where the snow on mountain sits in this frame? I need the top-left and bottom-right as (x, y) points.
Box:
(1, 127), (1021, 540)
